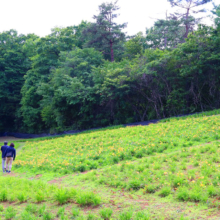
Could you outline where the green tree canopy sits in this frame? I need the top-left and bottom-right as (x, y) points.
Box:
(83, 1), (127, 62)
(146, 18), (185, 49)
(20, 26), (80, 132)
(124, 32), (144, 58)
(0, 30), (38, 132)
(168, 0), (213, 39)
(37, 47), (104, 131)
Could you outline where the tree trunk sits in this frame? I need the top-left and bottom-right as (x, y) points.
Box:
(164, 37), (167, 49)
(184, 0), (191, 39)
(110, 41), (114, 62)
(184, 9), (190, 39)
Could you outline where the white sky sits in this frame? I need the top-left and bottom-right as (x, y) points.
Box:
(0, 0), (220, 37)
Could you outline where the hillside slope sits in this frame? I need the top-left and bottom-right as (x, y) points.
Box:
(14, 114), (220, 174)
(0, 112), (220, 219)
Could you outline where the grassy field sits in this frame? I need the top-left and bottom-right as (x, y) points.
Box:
(0, 110), (220, 219)
(13, 114), (220, 174)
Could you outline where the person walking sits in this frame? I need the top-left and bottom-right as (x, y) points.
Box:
(1, 141), (9, 173)
(4, 143), (16, 173)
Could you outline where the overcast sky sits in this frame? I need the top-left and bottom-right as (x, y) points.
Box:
(1, 0), (220, 37)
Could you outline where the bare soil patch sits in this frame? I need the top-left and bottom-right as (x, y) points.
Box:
(187, 165), (194, 170)
(4, 172), (18, 177)
(48, 175), (69, 185)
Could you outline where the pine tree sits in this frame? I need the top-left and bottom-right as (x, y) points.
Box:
(146, 18), (185, 49)
(83, 1), (127, 62)
(168, 0), (213, 39)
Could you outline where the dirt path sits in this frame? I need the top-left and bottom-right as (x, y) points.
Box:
(0, 136), (22, 142)
(0, 137), (25, 155)
(16, 142), (26, 154)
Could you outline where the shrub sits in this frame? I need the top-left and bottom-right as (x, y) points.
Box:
(0, 189), (7, 202)
(119, 153), (126, 160)
(5, 206), (16, 220)
(180, 165), (187, 170)
(189, 188), (208, 202)
(8, 194), (16, 203)
(194, 161), (199, 166)
(87, 211), (97, 220)
(25, 203), (38, 214)
(130, 149), (135, 156)
(112, 156), (120, 164)
(21, 211), (37, 220)
(154, 163), (161, 170)
(57, 207), (65, 217)
(69, 188), (78, 198)
(157, 146), (165, 153)
(176, 187), (189, 201)
(136, 165), (145, 173)
(212, 178), (218, 186)
(76, 191), (101, 206)
(127, 180), (143, 190)
(187, 170), (196, 181)
(99, 208), (113, 220)
(43, 211), (54, 220)
(201, 167), (212, 177)
(135, 151), (143, 158)
(89, 162), (98, 170)
(212, 156), (219, 163)
(72, 207), (80, 217)
(134, 211), (150, 220)
(170, 166), (176, 173)
(158, 187), (171, 197)
(54, 188), (70, 205)
(0, 205), (3, 212)
(78, 165), (86, 172)
(75, 215), (86, 220)
(60, 213), (70, 220)
(38, 204), (46, 216)
(207, 185), (218, 197)
(145, 163), (149, 168)
(145, 185), (157, 193)
(146, 148), (153, 155)
(35, 190), (45, 202)
(173, 176), (185, 188)
(119, 210), (133, 220)
(17, 191), (28, 203)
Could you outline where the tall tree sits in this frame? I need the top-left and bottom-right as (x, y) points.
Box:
(37, 47), (104, 131)
(20, 26), (78, 132)
(146, 18), (185, 49)
(168, 0), (213, 39)
(0, 30), (38, 132)
(124, 32), (144, 58)
(83, 1), (127, 62)
(212, 4), (220, 27)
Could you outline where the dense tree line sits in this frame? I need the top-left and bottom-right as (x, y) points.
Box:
(1, 0), (219, 133)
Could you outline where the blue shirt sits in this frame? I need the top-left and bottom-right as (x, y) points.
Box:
(1, 145), (9, 158)
(4, 147), (16, 160)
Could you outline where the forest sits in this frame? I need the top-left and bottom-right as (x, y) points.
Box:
(1, 0), (220, 134)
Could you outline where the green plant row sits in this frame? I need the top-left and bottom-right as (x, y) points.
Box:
(0, 203), (151, 220)
(15, 108), (220, 144)
(160, 109), (220, 123)
(74, 140), (220, 205)
(14, 114), (220, 174)
(0, 176), (100, 206)
(14, 125), (123, 143)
